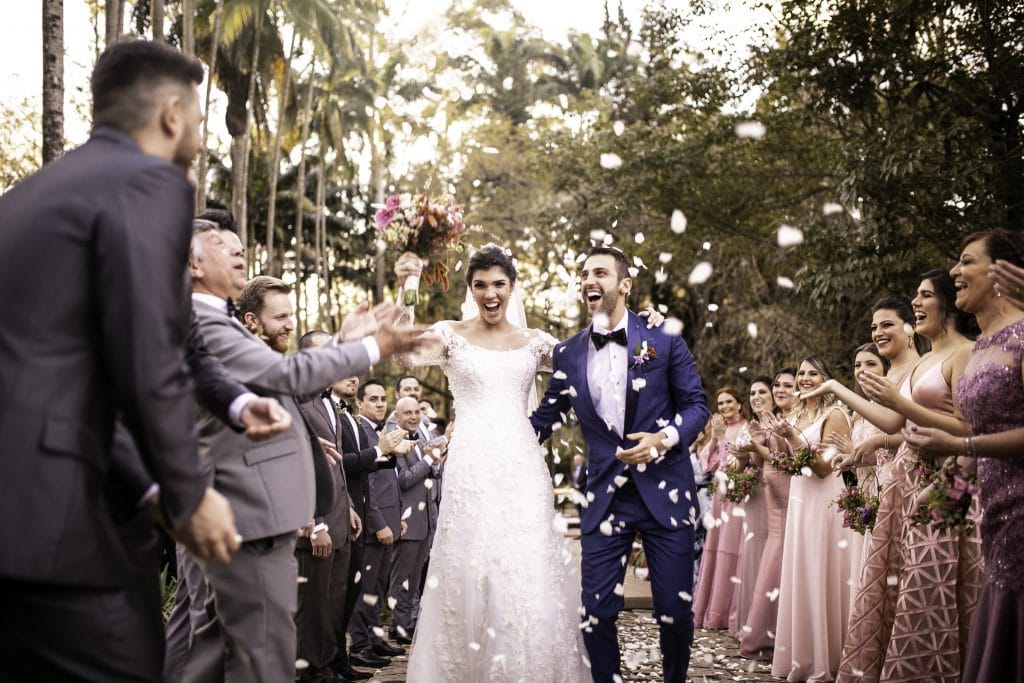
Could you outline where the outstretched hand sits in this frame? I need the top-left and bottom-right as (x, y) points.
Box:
(798, 378), (835, 401)
(637, 306), (665, 328)
(240, 397), (292, 441)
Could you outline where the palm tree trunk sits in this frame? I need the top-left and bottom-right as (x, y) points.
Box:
(293, 67), (316, 334)
(151, 0), (165, 41)
(42, 0), (63, 165)
(314, 150), (326, 326)
(104, 0), (122, 47)
(265, 26), (298, 278)
(367, 30), (386, 302)
(195, 0), (224, 212)
(233, 5), (264, 269)
(181, 0), (195, 55)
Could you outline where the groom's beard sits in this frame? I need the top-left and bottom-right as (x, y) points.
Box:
(584, 284), (621, 321)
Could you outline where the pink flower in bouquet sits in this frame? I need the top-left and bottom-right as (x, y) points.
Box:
(386, 194), (401, 210)
(375, 207), (396, 230)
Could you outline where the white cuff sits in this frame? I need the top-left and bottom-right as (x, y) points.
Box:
(229, 392), (260, 427)
(137, 483), (160, 509)
(423, 455), (435, 466)
(361, 337), (381, 364)
(312, 523), (329, 535)
(660, 426), (680, 450)
(373, 446), (388, 462)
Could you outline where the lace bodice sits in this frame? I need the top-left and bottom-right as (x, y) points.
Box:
(955, 318), (1024, 590)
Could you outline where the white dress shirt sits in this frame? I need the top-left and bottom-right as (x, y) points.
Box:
(587, 314), (629, 436)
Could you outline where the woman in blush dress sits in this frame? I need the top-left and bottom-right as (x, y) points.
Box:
(905, 229), (1024, 683)
(726, 377), (773, 638)
(766, 356), (860, 682)
(815, 274), (982, 683)
(692, 386), (749, 629)
(736, 372), (791, 660)
(827, 344), (891, 589)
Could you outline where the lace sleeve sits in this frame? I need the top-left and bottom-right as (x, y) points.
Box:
(394, 321), (450, 368)
(531, 330), (561, 373)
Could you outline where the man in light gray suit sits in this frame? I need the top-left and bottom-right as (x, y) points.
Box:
(349, 379), (408, 659)
(388, 397), (445, 642)
(181, 220), (426, 683)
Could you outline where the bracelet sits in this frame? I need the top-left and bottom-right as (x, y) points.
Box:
(884, 434), (889, 451)
(966, 436), (977, 458)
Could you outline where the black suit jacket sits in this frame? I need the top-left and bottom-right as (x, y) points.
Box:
(337, 402), (388, 526)
(0, 127), (206, 587)
(297, 396), (351, 548)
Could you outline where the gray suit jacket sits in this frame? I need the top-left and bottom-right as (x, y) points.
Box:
(297, 396), (352, 548)
(395, 433), (439, 542)
(192, 299), (372, 541)
(360, 417), (401, 540)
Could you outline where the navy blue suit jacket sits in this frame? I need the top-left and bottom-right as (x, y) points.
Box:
(531, 311), (708, 534)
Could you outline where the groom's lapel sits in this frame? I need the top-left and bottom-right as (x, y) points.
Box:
(624, 311), (641, 436)
(574, 326), (600, 426)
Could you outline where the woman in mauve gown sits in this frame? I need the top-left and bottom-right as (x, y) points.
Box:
(691, 386), (748, 629)
(736, 369), (795, 660)
(905, 229), (1024, 683)
(819, 274), (983, 683)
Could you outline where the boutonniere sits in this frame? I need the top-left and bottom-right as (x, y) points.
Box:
(630, 341), (657, 369)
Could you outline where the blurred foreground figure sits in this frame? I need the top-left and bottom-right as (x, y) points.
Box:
(0, 40), (241, 682)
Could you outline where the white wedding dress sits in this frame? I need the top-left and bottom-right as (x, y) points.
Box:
(404, 321), (590, 682)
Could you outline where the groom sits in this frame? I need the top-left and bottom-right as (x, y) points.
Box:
(531, 246), (708, 683)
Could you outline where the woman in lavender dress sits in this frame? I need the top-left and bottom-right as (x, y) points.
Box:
(906, 229), (1024, 682)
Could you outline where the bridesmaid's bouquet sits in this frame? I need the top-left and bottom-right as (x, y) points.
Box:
(911, 457), (980, 531)
(769, 446), (815, 477)
(722, 463), (763, 503)
(832, 485), (880, 534)
(374, 192), (469, 304)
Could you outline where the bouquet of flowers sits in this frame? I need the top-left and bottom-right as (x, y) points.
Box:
(911, 457), (979, 531)
(722, 463), (763, 503)
(832, 485), (880, 535)
(769, 446), (815, 476)
(374, 192), (469, 304)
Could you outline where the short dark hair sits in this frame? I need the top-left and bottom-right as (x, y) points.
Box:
(197, 208), (236, 232)
(395, 374), (419, 393)
(465, 244), (517, 287)
(358, 378), (386, 401)
(773, 366), (797, 385)
(91, 40), (204, 133)
(298, 329), (332, 350)
(870, 294), (915, 327)
(584, 246), (630, 280)
(236, 276), (290, 320)
(959, 228), (1024, 268)
(418, 398), (434, 409)
(919, 268), (979, 337)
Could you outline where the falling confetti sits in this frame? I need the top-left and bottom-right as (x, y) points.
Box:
(658, 252), (673, 263)
(777, 276), (795, 289)
(427, 574), (439, 590)
(634, 232), (645, 244)
(688, 261), (714, 285)
(663, 318), (684, 336)
(600, 520), (614, 536)
(823, 202), (844, 215)
(295, 659), (310, 670)
(747, 322), (758, 338)
(735, 120), (767, 139)
(776, 224), (804, 247)
(670, 210), (687, 234)
(613, 120), (626, 136)
(707, 303), (719, 312)
(600, 153), (623, 169)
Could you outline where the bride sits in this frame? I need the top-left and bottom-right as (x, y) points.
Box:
(397, 245), (591, 682)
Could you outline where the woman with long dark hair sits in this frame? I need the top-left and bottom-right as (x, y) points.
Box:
(904, 229), (1024, 683)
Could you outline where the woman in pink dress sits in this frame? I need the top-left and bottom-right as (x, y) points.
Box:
(767, 356), (860, 682)
(905, 229), (1024, 683)
(692, 386), (749, 629)
(737, 370), (793, 660)
(816, 275), (983, 683)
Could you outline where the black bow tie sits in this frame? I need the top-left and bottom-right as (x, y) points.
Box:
(320, 389), (332, 401)
(226, 298), (239, 319)
(335, 400), (351, 414)
(591, 328), (627, 350)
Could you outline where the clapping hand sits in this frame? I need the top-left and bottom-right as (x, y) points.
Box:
(240, 397), (292, 441)
(761, 411), (794, 439)
(991, 260), (1024, 311)
(708, 414), (726, 440)
(826, 432), (855, 470)
(859, 372), (899, 408)
(617, 431), (669, 464)
(372, 304), (435, 358)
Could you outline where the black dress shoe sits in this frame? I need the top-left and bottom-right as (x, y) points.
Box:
(330, 662), (372, 680)
(389, 630), (413, 645)
(349, 650), (390, 668)
(372, 641), (405, 657)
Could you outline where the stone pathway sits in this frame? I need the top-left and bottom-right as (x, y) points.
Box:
(362, 615), (778, 682)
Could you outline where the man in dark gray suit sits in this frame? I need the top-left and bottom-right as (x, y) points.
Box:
(389, 397), (445, 642)
(349, 379), (409, 662)
(180, 226), (425, 683)
(0, 40), (241, 682)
